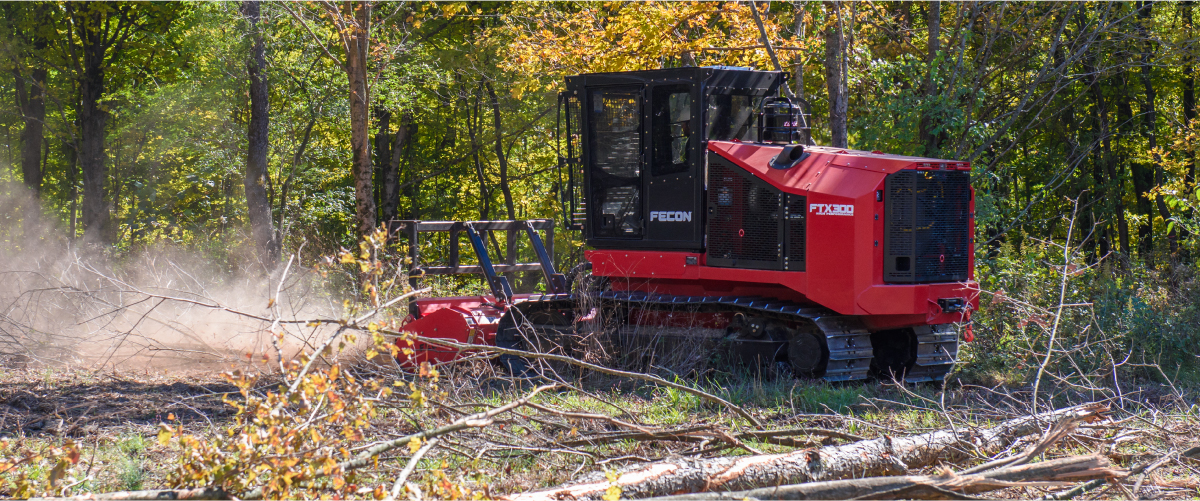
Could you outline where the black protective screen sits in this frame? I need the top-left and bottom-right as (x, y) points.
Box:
(707, 157), (784, 269)
(884, 170), (971, 283)
(588, 88), (643, 238)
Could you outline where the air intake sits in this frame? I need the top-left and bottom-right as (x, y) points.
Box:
(884, 170), (971, 283)
(785, 193), (806, 271)
(707, 157), (784, 269)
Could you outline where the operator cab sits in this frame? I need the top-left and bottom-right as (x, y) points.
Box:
(558, 67), (795, 251)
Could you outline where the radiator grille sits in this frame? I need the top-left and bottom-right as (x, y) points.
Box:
(707, 159), (783, 269)
(884, 170), (971, 283)
(785, 194), (806, 271)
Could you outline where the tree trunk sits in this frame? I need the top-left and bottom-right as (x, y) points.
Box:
(467, 85), (490, 220)
(64, 3), (181, 246)
(345, 1), (375, 237)
(241, 0), (279, 267)
(507, 405), (1108, 501)
(1117, 66), (1154, 265)
(1132, 156), (1156, 263)
(406, 120), (422, 219)
(66, 138), (79, 238)
(1087, 99), (1109, 260)
(78, 6), (111, 246)
(823, 1), (848, 148)
(1182, 1), (1196, 247)
(918, 0), (941, 156)
(12, 36), (46, 244)
(1080, 25), (1106, 262)
(14, 66), (46, 198)
(1137, 1), (1176, 260)
(792, 5), (805, 100)
(1105, 75), (1131, 261)
(792, 3), (810, 145)
(384, 112), (411, 223)
(485, 82), (518, 286)
(1086, 49), (1124, 261)
(486, 82), (516, 220)
(374, 107), (391, 221)
(6, 0), (47, 210)
(1053, 18), (1089, 257)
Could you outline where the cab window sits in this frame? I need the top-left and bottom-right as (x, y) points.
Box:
(588, 87), (643, 238)
(706, 93), (761, 142)
(651, 85), (693, 176)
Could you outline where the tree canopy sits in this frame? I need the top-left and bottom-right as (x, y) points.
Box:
(0, 1), (1196, 274)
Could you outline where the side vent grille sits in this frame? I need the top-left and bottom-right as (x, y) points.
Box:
(785, 194), (806, 271)
(884, 170), (971, 283)
(706, 157), (784, 270)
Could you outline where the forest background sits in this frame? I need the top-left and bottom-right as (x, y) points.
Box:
(1, 0), (1199, 385)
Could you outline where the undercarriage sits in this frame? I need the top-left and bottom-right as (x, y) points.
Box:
(494, 290), (960, 384)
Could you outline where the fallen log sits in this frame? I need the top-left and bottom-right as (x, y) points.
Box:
(645, 454), (1124, 500)
(1039, 446), (1200, 500)
(31, 487), (229, 500)
(505, 404), (1108, 501)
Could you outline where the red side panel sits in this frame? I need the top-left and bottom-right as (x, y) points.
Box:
(588, 251), (700, 280)
(806, 167), (873, 314)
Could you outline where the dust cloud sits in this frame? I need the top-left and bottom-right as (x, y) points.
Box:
(0, 182), (351, 375)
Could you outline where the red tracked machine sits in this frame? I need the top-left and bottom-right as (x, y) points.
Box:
(397, 67), (978, 383)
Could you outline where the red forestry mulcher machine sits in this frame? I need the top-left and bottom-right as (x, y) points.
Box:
(394, 67), (978, 383)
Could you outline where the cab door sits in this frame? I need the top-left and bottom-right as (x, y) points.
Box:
(586, 86), (644, 240)
(644, 82), (703, 250)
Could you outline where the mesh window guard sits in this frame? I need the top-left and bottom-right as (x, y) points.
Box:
(589, 88), (643, 238)
(884, 170), (971, 283)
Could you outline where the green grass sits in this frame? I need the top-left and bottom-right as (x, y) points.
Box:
(116, 435), (148, 491)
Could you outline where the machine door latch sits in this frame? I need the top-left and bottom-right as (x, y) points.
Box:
(937, 297), (966, 313)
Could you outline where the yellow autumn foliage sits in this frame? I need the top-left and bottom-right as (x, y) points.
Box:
(490, 2), (798, 98)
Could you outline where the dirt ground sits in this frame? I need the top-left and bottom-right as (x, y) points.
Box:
(1, 362), (1198, 499)
(0, 370), (243, 437)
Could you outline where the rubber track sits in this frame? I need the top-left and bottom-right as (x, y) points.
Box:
(519, 291), (959, 384)
(904, 324), (958, 383)
(522, 291), (875, 382)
